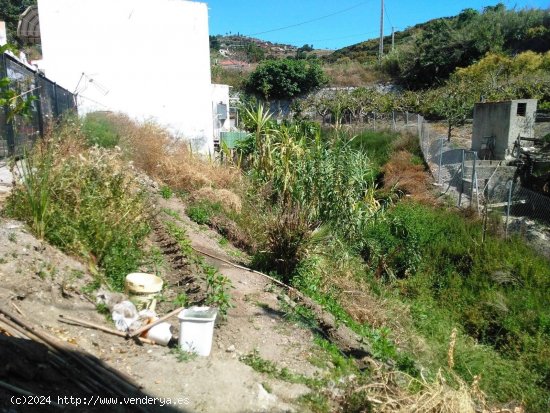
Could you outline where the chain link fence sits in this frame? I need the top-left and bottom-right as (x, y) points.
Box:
(1, 52), (76, 162)
(417, 115), (550, 253)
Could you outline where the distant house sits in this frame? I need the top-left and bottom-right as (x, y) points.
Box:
(38, 0), (216, 153)
(219, 59), (250, 70)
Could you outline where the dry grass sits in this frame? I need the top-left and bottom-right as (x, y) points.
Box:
(191, 187), (242, 213)
(339, 326), (526, 413)
(345, 360), (524, 413)
(382, 150), (433, 203)
(101, 113), (242, 193)
(324, 60), (387, 87)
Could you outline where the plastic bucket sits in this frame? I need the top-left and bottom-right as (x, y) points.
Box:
(178, 306), (218, 356)
(125, 273), (163, 311)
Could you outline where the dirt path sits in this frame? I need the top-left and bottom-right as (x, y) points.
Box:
(0, 193), (330, 413)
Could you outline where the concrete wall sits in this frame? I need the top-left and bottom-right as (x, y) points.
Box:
(38, 0), (214, 153)
(472, 99), (537, 160)
(472, 101), (512, 159)
(509, 99), (537, 144)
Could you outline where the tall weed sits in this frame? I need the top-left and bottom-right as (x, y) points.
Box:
(6, 120), (150, 290)
(10, 146), (53, 239)
(239, 105), (382, 244)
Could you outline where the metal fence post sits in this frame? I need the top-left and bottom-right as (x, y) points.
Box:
(1, 53), (15, 157)
(458, 149), (465, 207)
(34, 73), (44, 138)
(505, 179), (513, 239)
(53, 83), (59, 117)
(470, 154), (477, 207)
(438, 137), (444, 185)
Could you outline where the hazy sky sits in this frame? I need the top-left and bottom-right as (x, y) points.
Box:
(206, 0), (549, 49)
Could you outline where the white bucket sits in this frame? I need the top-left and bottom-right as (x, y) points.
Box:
(125, 273), (163, 311)
(178, 306), (218, 356)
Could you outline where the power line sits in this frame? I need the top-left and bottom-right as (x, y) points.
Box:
(248, 1), (372, 36)
(293, 30), (380, 45)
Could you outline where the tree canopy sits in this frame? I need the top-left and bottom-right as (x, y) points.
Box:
(0, 0), (36, 43)
(245, 59), (328, 100)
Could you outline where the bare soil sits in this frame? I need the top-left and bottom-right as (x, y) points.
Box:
(0, 189), (331, 412)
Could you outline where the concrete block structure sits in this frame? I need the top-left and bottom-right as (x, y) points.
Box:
(471, 99), (537, 160)
(38, 0), (214, 153)
(211, 84), (230, 146)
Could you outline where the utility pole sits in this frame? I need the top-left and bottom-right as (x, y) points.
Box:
(378, 0), (384, 63)
(391, 26), (395, 52)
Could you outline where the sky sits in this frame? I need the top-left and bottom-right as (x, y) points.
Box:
(205, 0), (550, 50)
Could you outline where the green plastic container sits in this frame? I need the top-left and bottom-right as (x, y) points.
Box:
(220, 132), (249, 149)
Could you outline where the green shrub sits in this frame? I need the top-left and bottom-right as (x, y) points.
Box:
(10, 147), (53, 239)
(245, 58), (328, 100)
(82, 112), (120, 148)
(186, 200), (223, 225)
(159, 185), (173, 199)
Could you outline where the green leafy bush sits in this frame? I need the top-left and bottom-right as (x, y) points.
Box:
(245, 59), (328, 100)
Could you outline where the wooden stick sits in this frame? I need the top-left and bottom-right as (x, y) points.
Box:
(0, 308), (142, 397)
(0, 314), (123, 397)
(0, 380), (34, 397)
(10, 301), (25, 317)
(0, 318), (26, 339)
(0, 314), (40, 342)
(191, 246), (298, 292)
(127, 306), (184, 338)
(0, 380), (64, 408)
(58, 314), (157, 345)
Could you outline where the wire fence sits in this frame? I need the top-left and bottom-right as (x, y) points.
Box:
(417, 115), (550, 252)
(1, 52), (76, 161)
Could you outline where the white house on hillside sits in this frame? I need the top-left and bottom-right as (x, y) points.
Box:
(38, 0), (215, 153)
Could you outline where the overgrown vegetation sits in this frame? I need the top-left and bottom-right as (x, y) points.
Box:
(82, 112), (121, 148)
(190, 101), (549, 411)
(361, 202), (550, 409)
(5, 117), (150, 290)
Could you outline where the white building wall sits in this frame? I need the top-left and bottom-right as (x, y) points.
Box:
(38, 0), (214, 153)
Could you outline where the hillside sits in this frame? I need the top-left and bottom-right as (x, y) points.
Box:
(327, 4), (550, 88)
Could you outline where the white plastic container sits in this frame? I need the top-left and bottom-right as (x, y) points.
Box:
(125, 273), (163, 311)
(146, 322), (172, 346)
(178, 306), (218, 356)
